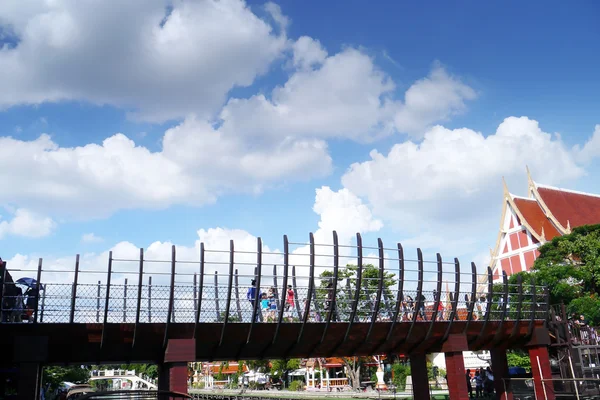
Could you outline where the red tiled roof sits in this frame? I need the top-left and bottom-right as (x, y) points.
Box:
(536, 186), (600, 229)
(513, 197), (561, 240)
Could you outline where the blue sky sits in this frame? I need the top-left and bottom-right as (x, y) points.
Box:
(1, 0), (599, 278)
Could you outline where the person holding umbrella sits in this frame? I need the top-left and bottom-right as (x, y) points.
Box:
(16, 277), (41, 323)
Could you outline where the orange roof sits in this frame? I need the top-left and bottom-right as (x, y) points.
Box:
(513, 197), (561, 240)
(205, 363), (248, 375)
(536, 186), (600, 229)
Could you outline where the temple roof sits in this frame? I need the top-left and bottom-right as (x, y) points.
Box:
(512, 196), (561, 240)
(534, 184), (600, 230)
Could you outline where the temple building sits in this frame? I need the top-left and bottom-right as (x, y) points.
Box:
(490, 168), (600, 279)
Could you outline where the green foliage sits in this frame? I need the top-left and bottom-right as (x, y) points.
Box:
(270, 359), (301, 378)
(317, 263), (397, 321)
(506, 350), (531, 371)
(246, 359), (270, 373)
(216, 361), (229, 381)
(507, 224), (600, 325)
(288, 380), (304, 391)
(43, 366), (90, 391)
(391, 362), (410, 390)
(567, 295), (600, 324)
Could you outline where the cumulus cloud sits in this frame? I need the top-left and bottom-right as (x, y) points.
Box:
(0, 0), (287, 122)
(81, 233), (103, 244)
(574, 124), (600, 163)
(0, 208), (55, 239)
(342, 116), (591, 238)
(393, 65), (477, 136)
(0, 118), (332, 218)
(5, 187), (381, 287)
(291, 36), (328, 70)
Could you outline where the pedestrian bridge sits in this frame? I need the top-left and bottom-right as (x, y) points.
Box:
(2, 231), (548, 365)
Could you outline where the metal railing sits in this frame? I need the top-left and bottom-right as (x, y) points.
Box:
(503, 377), (600, 400)
(0, 232), (549, 328)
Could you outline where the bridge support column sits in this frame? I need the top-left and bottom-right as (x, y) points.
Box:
(529, 346), (554, 400)
(160, 338), (195, 395)
(158, 363), (188, 393)
(18, 363), (42, 400)
(410, 353), (430, 400)
(527, 327), (554, 400)
(442, 334), (469, 400)
(491, 349), (512, 400)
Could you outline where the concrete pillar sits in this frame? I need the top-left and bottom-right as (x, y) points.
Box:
(18, 363), (42, 400)
(162, 338), (195, 395)
(158, 362), (189, 394)
(445, 352), (469, 400)
(410, 353), (430, 400)
(491, 349), (513, 400)
(529, 346), (554, 400)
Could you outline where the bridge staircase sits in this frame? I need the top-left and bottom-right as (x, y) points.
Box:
(548, 304), (600, 382)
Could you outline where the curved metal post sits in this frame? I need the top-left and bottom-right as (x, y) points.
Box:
(509, 274), (524, 340)
(193, 243), (205, 338)
(273, 235), (289, 344)
(317, 231), (339, 348)
(234, 269), (242, 321)
(421, 253), (443, 346)
(33, 258), (43, 323)
(246, 237), (263, 343)
(345, 233), (363, 339)
(163, 245), (176, 349)
(69, 254), (80, 323)
(527, 278), (537, 338)
(311, 276), (322, 322)
(463, 262), (478, 334)
(272, 264), (279, 301)
(366, 238), (385, 340)
(292, 266), (301, 319)
(100, 252), (113, 349)
(543, 286), (550, 328)
(471, 266), (493, 347)
(133, 248), (144, 348)
(214, 272), (220, 321)
(296, 232), (315, 343)
(404, 248), (425, 346)
(381, 243), (405, 346)
(491, 271), (510, 345)
(219, 240), (235, 347)
(442, 258), (461, 342)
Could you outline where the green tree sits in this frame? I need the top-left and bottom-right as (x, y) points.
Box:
(317, 264), (397, 321)
(506, 350), (532, 371)
(43, 366), (90, 392)
(270, 359), (300, 386)
(508, 224), (600, 325)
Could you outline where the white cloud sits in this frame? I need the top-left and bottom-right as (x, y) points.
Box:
(291, 36), (328, 70)
(5, 186), (381, 287)
(574, 124), (600, 163)
(81, 233), (103, 244)
(289, 186), (383, 276)
(393, 64), (477, 136)
(0, 118), (332, 218)
(342, 116), (591, 236)
(0, 0), (287, 122)
(0, 208), (55, 239)
(218, 51), (477, 143)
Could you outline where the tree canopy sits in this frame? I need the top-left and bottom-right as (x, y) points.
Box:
(508, 224), (600, 325)
(317, 263), (397, 321)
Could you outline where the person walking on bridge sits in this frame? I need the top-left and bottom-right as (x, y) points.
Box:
(247, 279), (262, 322)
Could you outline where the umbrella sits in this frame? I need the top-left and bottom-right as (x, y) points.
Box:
(16, 277), (43, 290)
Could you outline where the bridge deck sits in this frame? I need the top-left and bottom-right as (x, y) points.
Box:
(5, 320), (542, 364)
